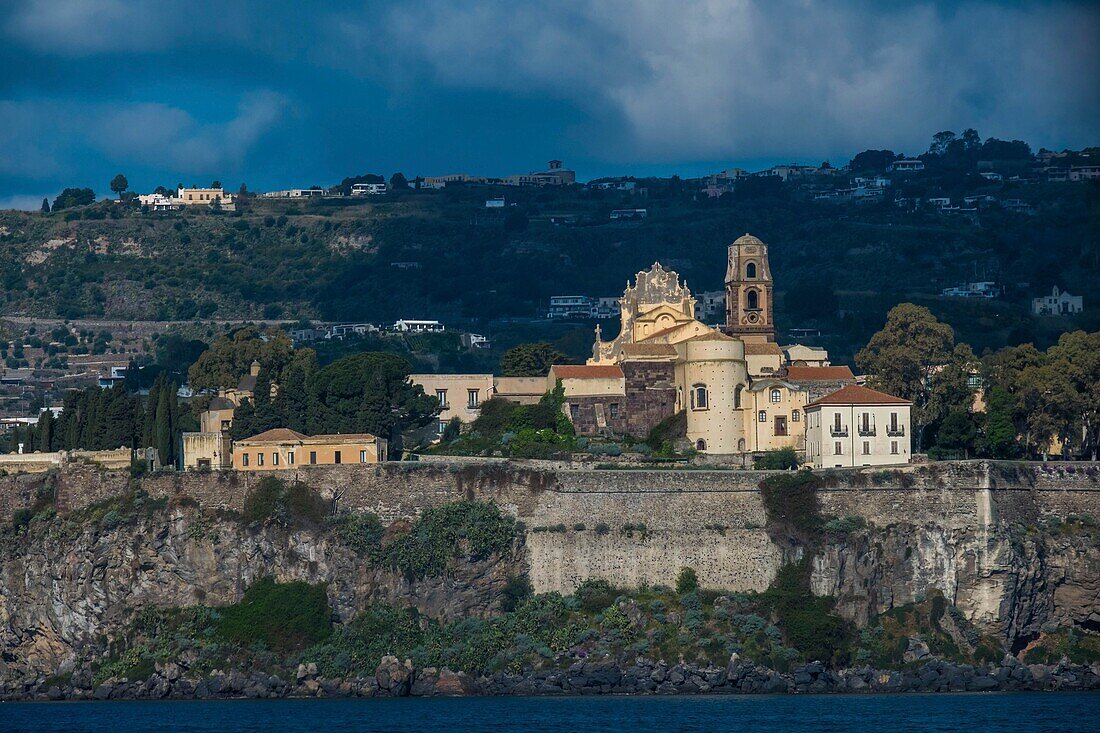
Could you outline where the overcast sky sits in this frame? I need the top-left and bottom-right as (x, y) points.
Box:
(1, 0), (1097, 208)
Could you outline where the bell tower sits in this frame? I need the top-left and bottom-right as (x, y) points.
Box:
(724, 233), (775, 342)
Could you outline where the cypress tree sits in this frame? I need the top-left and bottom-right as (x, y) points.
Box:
(36, 411), (53, 452)
(143, 378), (162, 450)
(155, 386), (172, 468)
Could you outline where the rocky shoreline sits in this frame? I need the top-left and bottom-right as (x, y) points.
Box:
(5, 654), (1098, 702)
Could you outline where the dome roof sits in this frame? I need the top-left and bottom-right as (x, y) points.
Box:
(733, 233), (765, 246)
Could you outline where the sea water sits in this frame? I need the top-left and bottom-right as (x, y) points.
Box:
(2, 692), (1097, 733)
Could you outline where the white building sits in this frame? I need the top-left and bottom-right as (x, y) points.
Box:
(888, 159), (925, 173)
(1069, 165), (1100, 181)
(941, 282), (999, 299)
(610, 208), (647, 220)
(805, 385), (911, 468)
(351, 183), (388, 196)
(393, 319), (444, 333)
(1032, 286), (1083, 316)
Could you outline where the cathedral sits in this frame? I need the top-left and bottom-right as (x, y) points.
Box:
(566, 234), (839, 455)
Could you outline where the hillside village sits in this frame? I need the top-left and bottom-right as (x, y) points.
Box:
(0, 129), (1097, 471)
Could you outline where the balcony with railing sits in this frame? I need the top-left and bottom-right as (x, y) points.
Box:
(858, 423), (877, 437)
(887, 425), (906, 437)
(829, 424), (849, 437)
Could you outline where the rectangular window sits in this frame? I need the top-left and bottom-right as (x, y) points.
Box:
(834, 441), (842, 455)
(774, 416), (788, 436)
(310, 451), (317, 465)
(257, 453), (264, 466)
(833, 413), (842, 430)
(287, 451), (294, 465)
(862, 441), (870, 455)
(890, 412), (898, 430)
(891, 441), (899, 455)
(467, 389), (479, 408)
(438, 420), (447, 434)
(334, 450), (341, 464)
(758, 410), (767, 423)
(360, 450), (368, 463)
(436, 389), (448, 408)
(242, 453), (249, 467)
(569, 403), (579, 421)
(609, 402), (620, 419)
(792, 410), (800, 422)
(272, 452), (279, 466)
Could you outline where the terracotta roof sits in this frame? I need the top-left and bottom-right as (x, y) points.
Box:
(805, 385), (911, 408)
(552, 365), (624, 379)
(621, 343), (678, 357)
(240, 428), (307, 443)
(786, 366), (856, 382)
(743, 341), (783, 355)
(306, 433), (379, 444)
(239, 428), (380, 444)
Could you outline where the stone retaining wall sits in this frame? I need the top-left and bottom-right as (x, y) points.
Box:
(2, 459), (1097, 594)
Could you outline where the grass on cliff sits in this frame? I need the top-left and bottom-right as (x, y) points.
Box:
(217, 577), (333, 652)
(380, 500), (518, 579)
(854, 589), (1005, 667)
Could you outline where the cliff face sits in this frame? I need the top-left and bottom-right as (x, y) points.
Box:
(812, 524), (1100, 649)
(0, 461), (1097, 682)
(0, 506), (523, 679)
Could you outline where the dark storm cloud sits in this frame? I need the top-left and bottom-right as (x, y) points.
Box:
(0, 0), (1096, 206)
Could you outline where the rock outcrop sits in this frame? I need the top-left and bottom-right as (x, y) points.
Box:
(0, 506), (524, 680)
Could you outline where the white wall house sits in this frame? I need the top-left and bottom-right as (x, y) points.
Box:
(805, 385), (911, 468)
(1032, 286), (1083, 316)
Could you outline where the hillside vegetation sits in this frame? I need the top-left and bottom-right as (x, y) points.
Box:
(2, 181), (1096, 344)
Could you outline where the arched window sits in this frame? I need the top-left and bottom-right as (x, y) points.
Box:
(770, 388), (782, 403)
(690, 383), (708, 410)
(747, 290), (759, 310)
(696, 439), (707, 451)
(734, 386), (743, 408)
(746, 262), (757, 278)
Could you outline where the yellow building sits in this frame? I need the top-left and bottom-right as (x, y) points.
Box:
(177, 186), (236, 211)
(575, 234), (845, 457)
(409, 373), (495, 434)
(232, 428), (387, 470)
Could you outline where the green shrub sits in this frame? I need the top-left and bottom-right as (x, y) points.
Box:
(759, 471), (825, 537)
(242, 477), (327, 527)
(754, 447), (799, 470)
(332, 511), (383, 555)
(574, 579), (617, 613)
(217, 577), (332, 652)
(822, 515), (867, 536)
(500, 575), (534, 612)
(676, 567), (699, 595)
(382, 501), (515, 579)
(760, 561), (851, 665)
(595, 522), (611, 535)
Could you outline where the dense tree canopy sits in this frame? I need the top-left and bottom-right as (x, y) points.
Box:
(856, 304), (957, 449)
(187, 326), (294, 391)
(500, 342), (567, 377)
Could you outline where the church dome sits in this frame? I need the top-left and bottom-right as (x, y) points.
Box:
(733, 233), (765, 246)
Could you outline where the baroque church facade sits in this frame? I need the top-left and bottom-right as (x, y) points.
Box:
(570, 234), (822, 455)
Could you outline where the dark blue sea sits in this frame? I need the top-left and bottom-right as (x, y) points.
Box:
(2, 693), (1097, 733)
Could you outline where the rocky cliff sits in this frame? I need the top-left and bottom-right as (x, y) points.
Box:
(0, 502), (523, 681)
(0, 461), (1097, 696)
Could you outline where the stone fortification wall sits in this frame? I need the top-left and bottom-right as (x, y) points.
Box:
(2, 460), (1097, 595)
